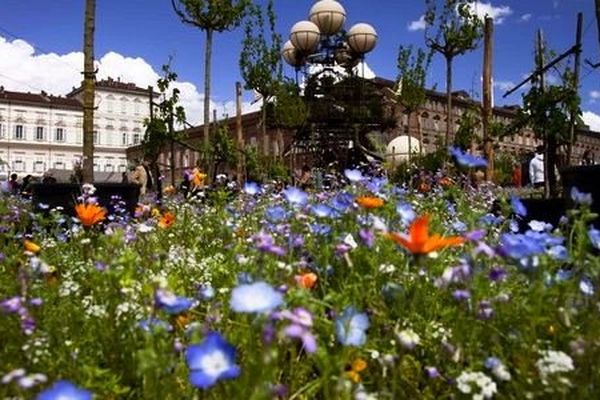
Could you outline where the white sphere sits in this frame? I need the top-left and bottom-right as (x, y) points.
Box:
(282, 40), (303, 67)
(290, 20), (321, 53)
(346, 23), (378, 54)
(386, 136), (421, 163)
(309, 0), (346, 36)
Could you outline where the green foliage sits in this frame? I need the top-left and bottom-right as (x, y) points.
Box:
(239, 0), (282, 100)
(454, 107), (481, 150)
(269, 79), (307, 129)
(396, 45), (431, 114)
(211, 125), (238, 166)
(425, 0), (483, 59)
(142, 61), (187, 163)
(171, 0), (251, 32)
(494, 152), (516, 186)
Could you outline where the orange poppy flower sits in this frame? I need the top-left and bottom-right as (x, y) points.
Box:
(24, 239), (41, 254)
(345, 358), (367, 383)
(439, 176), (454, 187)
(158, 212), (176, 229)
(295, 272), (318, 289)
(75, 203), (106, 227)
(356, 196), (384, 209)
(386, 215), (464, 255)
(418, 182), (431, 193)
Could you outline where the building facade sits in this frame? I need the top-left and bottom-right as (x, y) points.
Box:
(0, 78), (151, 181)
(126, 77), (600, 185)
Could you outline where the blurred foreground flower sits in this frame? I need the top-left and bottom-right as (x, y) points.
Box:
(387, 215), (464, 255)
(230, 281), (283, 313)
(336, 307), (369, 346)
(345, 358), (367, 383)
(356, 196), (384, 209)
(186, 332), (240, 389)
(74, 203), (106, 227)
(37, 380), (92, 400)
(24, 240), (41, 254)
(158, 211), (176, 229)
(295, 272), (318, 289)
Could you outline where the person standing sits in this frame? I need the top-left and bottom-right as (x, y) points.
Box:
(529, 145), (545, 189)
(130, 160), (148, 196)
(8, 173), (20, 195)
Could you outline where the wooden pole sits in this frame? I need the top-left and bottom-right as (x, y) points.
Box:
(568, 12), (583, 165)
(537, 30), (552, 199)
(482, 17), (494, 181)
(236, 82), (244, 184)
(82, 0), (96, 183)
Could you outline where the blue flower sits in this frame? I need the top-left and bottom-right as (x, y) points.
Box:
(186, 332), (241, 389)
(310, 223), (331, 235)
(335, 306), (369, 346)
(243, 182), (260, 196)
(366, 177), (387, 193)
(265, 206), (287, 222)
(580, 278), (595, 296)
(396, 202), (416, 225)
(344, 169), (364, 182)
(37, 380), (92, 400)
(311, 204), (335, 218)
(138, 317), (173, 332)
(498, 233), (545, 260)
(547, 245), (568, 261)
(331, 192), (354, 211)
(155, 289), (194, 314)
(449, 146), (487, 168)
(588, 228), (600, 249)
(230, 281), (283, 313)
(570, 187), (593, 205)
(511, 196), (527, 217)
(283, 187), (308, 206)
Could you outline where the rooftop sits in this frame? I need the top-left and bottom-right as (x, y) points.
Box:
(0, 86), (82, 110)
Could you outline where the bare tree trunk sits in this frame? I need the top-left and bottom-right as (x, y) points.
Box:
(203, 29), (213, 148)
(445, 56), (453, 148)
(407, 111), (412, 163)
(82, 0), (96, 183)
(417, 112), (423, 155)
(482, 17), (494, 181)
(236, 82), (244, 184)
(262, 102), (268, 156)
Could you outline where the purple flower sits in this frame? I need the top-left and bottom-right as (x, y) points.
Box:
(488, 266), (507, 282)
(253, 231), (286, 256)
(154, 289), (194, 315)
(265, 206), (287, 222)
(37, 380), (92, 400)
(359, 229), (375, 248)
(283, 323), (317, 353)
(452, 290), (471, 301)
(425, 366), (440, 379)
(186, 332), (241, 389)
(477, 301), (494, 319)
(1, 296), (22, 313)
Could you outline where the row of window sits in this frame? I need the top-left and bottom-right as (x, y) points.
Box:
(0, 124), (141, 146)
(2, 160), (127, 173)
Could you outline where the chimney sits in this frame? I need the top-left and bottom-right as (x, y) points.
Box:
(0, 85), (3, 93)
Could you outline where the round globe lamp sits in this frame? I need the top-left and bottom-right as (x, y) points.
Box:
(386, 136), (421, 164)
(346, 23), (378, 55)
(309, 0), (346, 36)
(282, 40), (303, 67)
(290, 21), (321, 53)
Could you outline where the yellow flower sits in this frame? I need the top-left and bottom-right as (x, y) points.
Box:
(345, 358), (367, 383)
(24, 240), (41, 254)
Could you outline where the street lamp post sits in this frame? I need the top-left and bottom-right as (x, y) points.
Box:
(283, 0), (378, 170)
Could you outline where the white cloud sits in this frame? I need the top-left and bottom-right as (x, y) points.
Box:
(408, 15), (427, 32)
(0, 35), (259, 125)
(583, 111), (600, 132)
(493, 80), (515, 92)
(465, 2), (513, 24)
(590, 90), (600, 100)
(520, 13), (532, 22)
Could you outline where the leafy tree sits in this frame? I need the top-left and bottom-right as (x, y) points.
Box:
(171, 0), (251, 149)
(239, 0), (282, 155)
(210, 125), (237, 180)
(82, 0), (96, 182)
(454, 107), (481, 151)
(143, 62), (186, 198)
(396, 45), (431, 157)
(424, 0), (483, 147)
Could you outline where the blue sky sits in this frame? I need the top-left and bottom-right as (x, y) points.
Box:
(1, 0), (600, 127)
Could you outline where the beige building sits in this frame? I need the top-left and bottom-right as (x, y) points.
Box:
(0, 78), (151, 181)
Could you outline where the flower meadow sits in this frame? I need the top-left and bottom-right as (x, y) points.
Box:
(1, 172), (600, 399)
